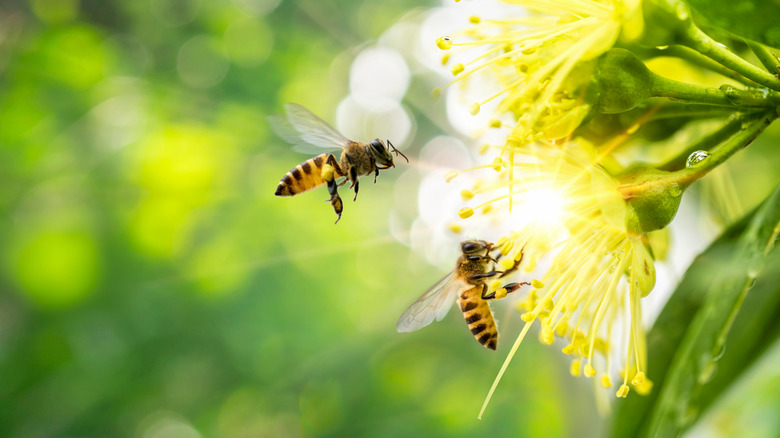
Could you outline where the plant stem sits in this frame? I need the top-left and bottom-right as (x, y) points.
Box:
(662, 46), (760, 87)
(657, 114), (748, 171)
(747, 41), (780, 75)
(618, 111), (776, 197)
(651, 74), (780, 107)
(679, 25), (780, 91)
(647, 102), (739, 120)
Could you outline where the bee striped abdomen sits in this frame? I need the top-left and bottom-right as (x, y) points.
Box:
(275, 153), (339, 196)
(458, 288), (498, 350)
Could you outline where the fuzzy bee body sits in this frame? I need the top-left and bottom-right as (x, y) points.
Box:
(271, 104), (407, 223)
(397, 240), (530, 350)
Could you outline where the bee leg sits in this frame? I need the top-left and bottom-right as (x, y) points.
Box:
(374, 167), (379, 183)
(326, 179), (343, 224)
(469, 271), (501, 281)
(323, 155), (344, 224)
(481, 282), (531, 300)
(350, 167), (359, 201)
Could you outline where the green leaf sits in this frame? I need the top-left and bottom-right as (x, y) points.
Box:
(609, 182), (780, 437)
(685, 0), (780, 48)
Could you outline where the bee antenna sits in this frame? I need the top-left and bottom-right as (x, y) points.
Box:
(387, 140), (409, 163)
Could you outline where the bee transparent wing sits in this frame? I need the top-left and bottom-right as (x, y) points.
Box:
(396, 273), (462, 333)
(268, 103), (350, 153)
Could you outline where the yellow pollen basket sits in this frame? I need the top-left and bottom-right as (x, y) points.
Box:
(321, 164), (335, 180)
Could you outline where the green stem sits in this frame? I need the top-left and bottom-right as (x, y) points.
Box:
(661, 46), (760, 87)
(657, 113), (749, 171)
(680, 25), (780, 91)
(618, 111), (776, 197)
(646, 101), (739, 120)
(651, 74), (780, 107)
(747, 41), (780, 75)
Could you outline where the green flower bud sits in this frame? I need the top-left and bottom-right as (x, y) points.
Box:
(618, 166), (684, 234)
(595, 49), (654, 114)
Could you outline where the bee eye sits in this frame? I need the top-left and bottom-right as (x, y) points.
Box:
(462, 242), (480, 252)
(370, 139), (385, 154)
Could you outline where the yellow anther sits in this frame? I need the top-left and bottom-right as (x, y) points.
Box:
(555, 322), (568, 337)
(321, 164), (335, 180)
(469, 15), (480, 23)
(561, 344), (576, 355)
(448, 223), (462, 233)
(520, 312), (535, 322)
(436, 36), (452, 50)
(544, 299), (554, 311)
(460, 189), (474, 201)
(631, 372), (645, 385)
(493, 288), (507, 299)
(500, 240), (514, 256)
(451, 63), (464, 75)
(499, 258), (516, 270)
(584, 364), (596, 377)
(444, 170), (459, 182)
(541, 326), (554, 345)
(492, 157), (503, 171)
(469, 102), (480, 115)
(634, 379), (653, 395)
(479, 144), (490, 154)
(458, 207), (474, 219)
(481, 205), (492, 214)
(488, 119), (502, 128)
(432, 87), (441, 100)
(617, 384), (630, 398)
(570, 360), (581, 376)
(600, 375), (612, 388)
(440, 53), (450, 65)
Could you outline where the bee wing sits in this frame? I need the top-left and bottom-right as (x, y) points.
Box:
(268, 103), (350, 152)
(396, 273), (462, 333)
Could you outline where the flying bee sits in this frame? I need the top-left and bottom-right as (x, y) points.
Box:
(396, 240), (531, 350)
(271, 103), (408, 224)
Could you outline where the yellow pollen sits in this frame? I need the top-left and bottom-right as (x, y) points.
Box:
(531, 279), (544, 288)
(500, 240), (514, 256)
(541, 326), (554, 344)
(632, 372), (645, 385)
(493, 287), (507, 299)
(492, 157), (503, 171)
(635, 379), (653, 395)
(451, 63), (464, 75)
(432, 87), (441, 99)
(617, 384), (630, 398)
(321, 164), (335, 180)
(499, 258), (516, 270)
(460, 189), (474, 201)
(448, 223), (462, 233)
(444, 170), (459, 182)
(436, 36), (452, 50)
(458, 207), (474, 219)
(520, 312), (535, 322)
(584, 364), (596, 377)
(469, 102), (481, 115)
(489, 119), (502, 128)
(570, 360), (581, 376)
(561, 344), (576, 355)
(441, 53), (450, 65)
(600, 375), (612, 388)
(469, 15), (480, 24)
(555, 322), (568, 337)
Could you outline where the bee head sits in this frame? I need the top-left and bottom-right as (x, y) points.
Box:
(461, 240), (492, 256)
(369, 139), (409, 168)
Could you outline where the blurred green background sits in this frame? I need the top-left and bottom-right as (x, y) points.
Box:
(6, 0), (780, 437)
(0, 0), (600, 436)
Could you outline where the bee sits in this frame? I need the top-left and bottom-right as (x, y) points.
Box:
(396, 240), (531, 350)
(271, 103), (408, 223)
